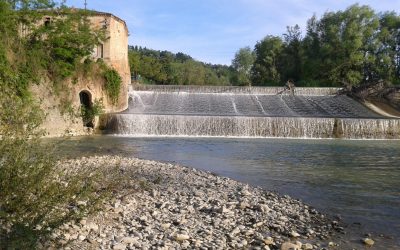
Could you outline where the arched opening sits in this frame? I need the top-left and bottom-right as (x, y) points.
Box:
(79, 90), (94, 128)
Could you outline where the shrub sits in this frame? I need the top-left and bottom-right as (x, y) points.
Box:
(0, 87), (120, 248)
(0, 4), (124, 248)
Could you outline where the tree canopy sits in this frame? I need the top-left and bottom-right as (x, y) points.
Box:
(232, 46), (255, 86)
(247, 4), (400, 87)
(129, 46), (235, 85)
(134, 4), (399, 88)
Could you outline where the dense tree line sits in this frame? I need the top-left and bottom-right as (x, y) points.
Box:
(234, 4), (400, 87)
(128, 46), (239, 85)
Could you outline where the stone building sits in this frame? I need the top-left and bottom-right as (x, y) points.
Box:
(78, 10), (131, 113)
(31, 10), (131, 136)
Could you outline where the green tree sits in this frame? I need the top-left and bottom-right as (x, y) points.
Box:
(204, 67), (220, 85)
(128, 46), (232, 85)
(302, 14), (324, 85)
(37, 9), (104, 81)
(303, 5), (380, 87)
(182, 60), (205, 85)
(5, 0), (55, 10)
(251, 36), (284, 85)
(376, 12), (400, 84)
(128, 49), (141, 80)
(232, 46), (255, 86)
(281, 25), (303, 82)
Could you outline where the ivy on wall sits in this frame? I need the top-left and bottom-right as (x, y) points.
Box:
(103, 68), (122, 104)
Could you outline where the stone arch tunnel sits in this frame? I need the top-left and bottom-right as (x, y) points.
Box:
(79, 90), (94, 128)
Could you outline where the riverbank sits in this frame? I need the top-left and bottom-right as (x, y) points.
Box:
(47, 155), (353, 249)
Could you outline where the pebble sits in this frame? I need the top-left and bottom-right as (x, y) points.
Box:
(363, 238), (375, 246)
(181, 241), (190, 248)
(121, 237), (138, 244)
(263, 236), (274, 245)
(307, 229), (315, 235)
(161, 223), (171, 230)
(258, 204), (271, 213)
(43, 156), (348, 249)
(239, 202), (249, 209)
(281, 242), (301, 250)
(290, 231), (301, 238)
(242, 190), (252, 196)
(112, 243), (126, 250)
(87, 222), (99, 232)
(175, 234), (190, 241)
(64, 233), (71, 240)
(303, 243), (313, 249)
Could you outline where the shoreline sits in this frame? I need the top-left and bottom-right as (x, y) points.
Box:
(50, 155), (372, 249)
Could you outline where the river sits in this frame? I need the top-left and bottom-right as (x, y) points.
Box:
(54, 135), (400, 247)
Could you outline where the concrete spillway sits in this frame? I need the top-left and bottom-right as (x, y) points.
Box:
(101, 85), (400, 139)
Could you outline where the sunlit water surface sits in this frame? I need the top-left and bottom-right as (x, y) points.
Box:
(53, 136), (400, 248)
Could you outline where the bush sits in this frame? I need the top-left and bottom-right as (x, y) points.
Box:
(0, 3), (123, 248)
(0, 88), (120, 248)
(103, 68), (122, 104)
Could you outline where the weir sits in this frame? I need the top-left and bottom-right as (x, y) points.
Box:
(101, 85), (400, 139)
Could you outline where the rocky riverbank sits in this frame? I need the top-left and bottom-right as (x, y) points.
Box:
(49, 156), (350, 249)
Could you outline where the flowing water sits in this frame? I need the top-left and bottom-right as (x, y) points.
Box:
(56, 136), (400, 248)
(101, 85), (400, 139)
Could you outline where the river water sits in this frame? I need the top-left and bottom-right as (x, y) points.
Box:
(55, 136), (400, 247)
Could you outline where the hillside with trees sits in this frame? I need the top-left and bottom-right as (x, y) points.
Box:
(129, 46), (237, 85)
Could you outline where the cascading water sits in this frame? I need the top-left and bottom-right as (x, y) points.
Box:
(101, 85), (400, 139)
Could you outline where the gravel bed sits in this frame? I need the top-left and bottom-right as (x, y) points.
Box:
(49, 156), (349, 250)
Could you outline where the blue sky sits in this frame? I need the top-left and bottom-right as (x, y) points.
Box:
(67, 0), (399, 65)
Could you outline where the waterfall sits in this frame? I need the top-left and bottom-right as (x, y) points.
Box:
(101, 85), (400, 139)
(338, 119), (400, 139)
(103, 115), (336, 138)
